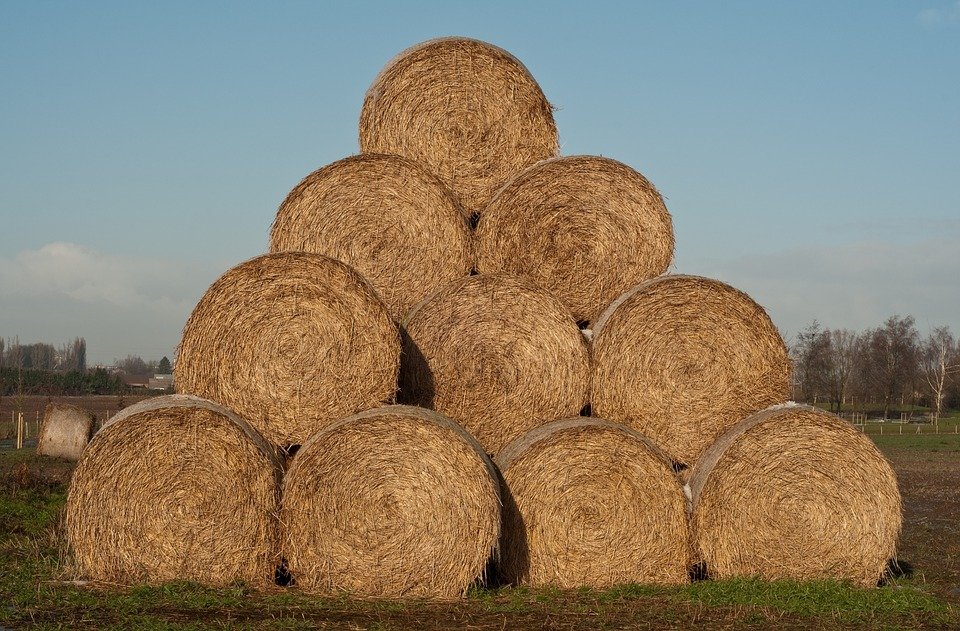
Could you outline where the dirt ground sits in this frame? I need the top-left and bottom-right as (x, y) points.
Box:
(884, 441), (960, 603)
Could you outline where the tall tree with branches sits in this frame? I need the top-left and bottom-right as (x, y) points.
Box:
(920, 326), (959, 418)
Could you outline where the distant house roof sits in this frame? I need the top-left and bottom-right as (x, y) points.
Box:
(123, 374), (151, 388)
(149, 374), (174, 390)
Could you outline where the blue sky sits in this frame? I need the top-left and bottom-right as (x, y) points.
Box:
(1, 1), (958, 364)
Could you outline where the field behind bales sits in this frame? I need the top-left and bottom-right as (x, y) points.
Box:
(1, 414), (958, 630)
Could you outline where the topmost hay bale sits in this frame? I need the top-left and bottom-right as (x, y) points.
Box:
(175, 252), (400, 447)
(269, 153), (472, 321)
(36, 403), (95, 460)
(590, 274), (791, 467)
(65, 394), (282, 586)
(359, 37), (559, 218)
(688, 404), (902, 586)
(400, 274), (590, 456)
(281, 405), (500, 598)
(475, 155), (675, 324)
(496, 417), (690, 588)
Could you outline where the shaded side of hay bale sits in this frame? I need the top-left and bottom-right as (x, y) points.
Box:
(269, 154), (472, 321)
(689, 405), (902, 587)
(400, 274), (590, 456)
(590, 274), (791, 467)
(495, 417), (690, 588)
(281, 404), (500, 598)
(174, 252), (400, 447)
(65, 394), (282, 586)
(359, 37), (559, 217)
(36, 403), (95, 460)
(475, 155), (674, 324)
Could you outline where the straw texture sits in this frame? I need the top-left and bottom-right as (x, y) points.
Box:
(689, 405), (902, 587)
(590, 274), (790, 467)
(65, 395), (282, 586)
(175, 253), (400, 447)
(399, 274), (590, 456)
(269, 154), (472, 321)
(281, 405), (500, 598)
(475, 156), (674, 324)
(359, 37), (559, 217)
(496, 417), (690, 588)
(36, 403), (94, 461)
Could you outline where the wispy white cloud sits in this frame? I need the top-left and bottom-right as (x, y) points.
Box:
(0, 242), (198, 312)
(693, 237), (960, 342)
(0, 243), (222, 363)
(918, 2), (960, 27)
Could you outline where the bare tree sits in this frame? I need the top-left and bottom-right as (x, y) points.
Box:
(862, 316), (920, 418)
(791, 320), (833, 404)
(824, 328), (859, 414)
(920, 326), (959, 418)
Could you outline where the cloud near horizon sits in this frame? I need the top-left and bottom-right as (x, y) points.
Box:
(697, 237), (960, 343)
(0, 242), (221, 363)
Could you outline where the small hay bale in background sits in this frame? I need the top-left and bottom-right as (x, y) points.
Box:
(495, 417), (690, 588)
(359, 37), (559, 218)
(400, 274), (590, 456)
(269, 154), (472, 322)
(65, 394), (282, 586)
(590, 274), (790, 467)
(281, 405), (500, 598)
(36, 403), (95, 460)
(689, 405), (902, 587)
(175, 253), (400, 447)
(475, 155), (674, 324)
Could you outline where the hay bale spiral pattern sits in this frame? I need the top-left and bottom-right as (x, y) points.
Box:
(496, 417), (690, 588)
(689, 405), (902, 586)
(359, 37), (559, 217)
(175, 253), (400, 447)
(400, 274), (590, 456)
(65, 395), (282, 586)
(269, 154), (472, 321)
(590, 274), (791, 467)
(475, 155), (674, 324)
(281, 405), (500, 598)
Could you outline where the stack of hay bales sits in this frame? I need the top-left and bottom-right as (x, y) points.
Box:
(66, 36), (901, 597)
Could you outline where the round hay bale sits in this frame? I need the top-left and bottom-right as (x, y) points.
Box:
(400, 274), (590, 456)
(281, 404), (500, 598)
(495, 417), (690, 588)
(175, 252), (400, 447)
(36, 403), (95, 461)
(590, 274), (791, 467)
(689, 405), (902, 586)
(475, 155), (674, 324)
(65, 394), (282, 586)
(359, 37), (559, 217)
(269, 154), (472, 322)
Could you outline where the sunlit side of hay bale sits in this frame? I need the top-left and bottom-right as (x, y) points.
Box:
(475, 155), (674, 324)
(359, 37), (559, 217)
(36, 403), (95, 460)
(400, 274), (590, 456)
(65, 395), (282, 586)
(689, 405), (902, 587)
(590, 274), (791, 467)
(175, 253), (400, 447)
(281, 405), (500, 598)
(269, 153), (472, 322)
(496, 417), (690, 588)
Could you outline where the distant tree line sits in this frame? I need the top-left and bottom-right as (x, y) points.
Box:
(0, 337), (87, 372)
(790, 316), (960, 418)
(0, 366), (125, 396)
